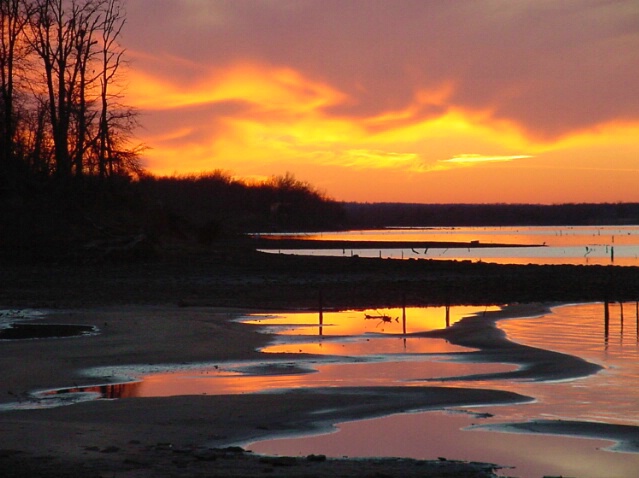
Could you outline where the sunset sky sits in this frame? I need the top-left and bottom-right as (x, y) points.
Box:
(123, 1), (639, 204)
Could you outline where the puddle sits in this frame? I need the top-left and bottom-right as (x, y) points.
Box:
(247, 409), (639, 478)
(244, 306), (498, 338)
(11, 305), (513, 408)
(34, 357), (514, 403)
(0, 323), (98, 340)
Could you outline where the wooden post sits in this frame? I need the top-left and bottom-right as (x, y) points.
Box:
(604, 301), (610, 342)
(620, 301), (624, 335)
(445, 304), (451, 328)
(402, 293), (407, 336)
(318, 289), (324, 337)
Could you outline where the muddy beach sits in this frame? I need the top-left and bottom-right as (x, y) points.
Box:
(3, 247), (639, 477)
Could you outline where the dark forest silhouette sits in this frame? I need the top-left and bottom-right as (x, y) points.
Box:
(343, 202), (639, 228)
(0, 1), (344, 261)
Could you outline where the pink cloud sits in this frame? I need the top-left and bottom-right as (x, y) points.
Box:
(125, 0), (639, 141)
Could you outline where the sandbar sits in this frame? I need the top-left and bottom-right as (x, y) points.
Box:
(1, 302), (638, 477)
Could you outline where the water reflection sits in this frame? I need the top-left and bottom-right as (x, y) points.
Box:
(37, 305), (504, 403)
(259, 226), (639, 266)
(243, 305), (498, 338)
(42, 381), (142, 399)
(247, 303), (639, 478)
(439, 302), (639, 426)
(273, 225), (639, 246)
(603, 300), (639, 346)
(39, 357), (514, 402)
(249, 410), (639, 478)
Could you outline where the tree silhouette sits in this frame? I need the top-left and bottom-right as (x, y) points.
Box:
(0, 0), (33, 178)
(0, 0), (140, 186)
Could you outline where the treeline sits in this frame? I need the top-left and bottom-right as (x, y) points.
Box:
(343, 202), (639, 227)
(0, 169), (346, 262)
(137, 172), (346, 235)
(0, 1), (346, 260)
(0, 0), (139, 192)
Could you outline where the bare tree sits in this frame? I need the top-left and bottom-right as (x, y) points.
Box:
(26, 0), (140, 181)
(95, 0), (137, 178)
(18, 95), (54, 174)
(0, 0), (32, 168)
(71, 7), (100, 177)
(28, 0), (103, 179)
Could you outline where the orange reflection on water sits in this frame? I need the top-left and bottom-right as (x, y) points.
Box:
(263, 336), (469, 355)
(75, 359), (515, 398)
(274, 226), (639, 247)
(42, 306), (502, 403)
(244, 306), (499, 339)
(262, 226), (639, 267)
(433, 256), (639, 266)
(248, 410), (639, 478)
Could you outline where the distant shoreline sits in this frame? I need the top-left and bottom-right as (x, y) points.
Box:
(251, 237), (543, 250)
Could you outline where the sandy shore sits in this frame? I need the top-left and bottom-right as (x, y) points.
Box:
(3, 249), (639, 477)
(0, 305), (523, 477)
(1, 302), (638, 477)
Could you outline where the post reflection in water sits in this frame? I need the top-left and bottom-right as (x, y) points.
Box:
(249, 302), (639, 478)
(604, 300), (639, 347)
(44, 305), (499, 402)
(318, 289), (323, 338)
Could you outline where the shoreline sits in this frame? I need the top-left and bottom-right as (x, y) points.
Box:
(3, 246), (639, 477)
(0, 304), (529, 478)
(5, 249), (639, 310)
(2, 302), (639, 477)
(422, 303), (603, 382)
(251, 237), (544, 250)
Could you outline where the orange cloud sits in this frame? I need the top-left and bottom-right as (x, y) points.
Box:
(128, 59), (346, 113)
(126, 53), (639, 203)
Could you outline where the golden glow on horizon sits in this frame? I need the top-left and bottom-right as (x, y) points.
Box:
(442, 154), (533, 165)
(127, 59), (639, 202)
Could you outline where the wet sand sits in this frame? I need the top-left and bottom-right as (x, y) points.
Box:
(0, 305), (523, 477)
(1, 303), (637, 477)
(2, 250), (639, 476)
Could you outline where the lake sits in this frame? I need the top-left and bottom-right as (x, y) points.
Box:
(245, 302), (639, 478)
(257, 225), (639, 266)
(13, 302), (639, 477)
(5, 226), (639, 477)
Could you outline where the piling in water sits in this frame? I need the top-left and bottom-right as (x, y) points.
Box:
(402, 293), (407, 336)
(318, 289), (324, 337)
(604, 301), (610, 341)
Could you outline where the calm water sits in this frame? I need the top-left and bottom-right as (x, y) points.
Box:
(246, 303), (639, 478)
(15, 306), (508, 402)
(258, 225), (639, 265)
(4, 303), (639, 477)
